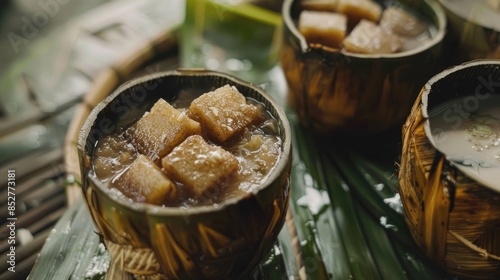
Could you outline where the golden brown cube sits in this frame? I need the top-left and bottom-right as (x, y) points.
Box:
(298, 11), (347, 49)
(337, 0), (382, 23)
(126, 99), (201, 162)
(161, 135), (238, 197)
(380, 7), (427, 37)
(301, 0), (338, 12)
(188, 85), (263, 143)
(343, 19), (403, 54)
(112, 154), (177, 205)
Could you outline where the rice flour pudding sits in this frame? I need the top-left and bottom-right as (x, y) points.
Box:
(92, 85), (282, 207)
(298, 0), (435, 54)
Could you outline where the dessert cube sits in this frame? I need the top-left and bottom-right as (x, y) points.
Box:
(126, 99), (201, 162)
(337, 0), (382, 23)
(301, 0), (338, 12)
(343, 20), (403, 54)
(161, 135), (238, 197)
(112, 154), (177, 205)
(188, 85), (263, 143)
(380, 7), (427, 37)
(298, 11), (347, 49)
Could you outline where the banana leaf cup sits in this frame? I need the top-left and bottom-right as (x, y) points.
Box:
(78, 69), (292, 279)
(399, 60), (500, 279)
(280, 0), (446, 134)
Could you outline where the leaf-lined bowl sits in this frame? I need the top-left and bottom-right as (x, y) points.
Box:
(78, 69), (292, 279)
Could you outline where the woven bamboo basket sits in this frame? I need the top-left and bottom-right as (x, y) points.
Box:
(61, 29), (302, 279)
(280, 0), (446, 135)
(399, 60), (500, 279)
(77, 70), (292, 279)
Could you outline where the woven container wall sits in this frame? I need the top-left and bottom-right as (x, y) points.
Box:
(399, 60), (500, 279)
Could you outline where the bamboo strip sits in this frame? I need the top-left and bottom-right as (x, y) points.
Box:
(449, 231), (500, 261)
(420, 155), (449, 266)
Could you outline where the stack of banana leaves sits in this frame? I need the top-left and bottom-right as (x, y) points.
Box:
(30, 109), (450, 279)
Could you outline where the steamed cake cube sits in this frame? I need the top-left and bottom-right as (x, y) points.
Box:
(188, 85), (263, 143)
(112, 154), (177, 205)
(343, 20), (403, 54)
(337, 0), (381, 23)
(380, 7), (427, 37)
(298, 11), (347, 49)
(126, 99), (201, 162)
(161, 135), (238, 197)
(301, 0), (338, 12)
